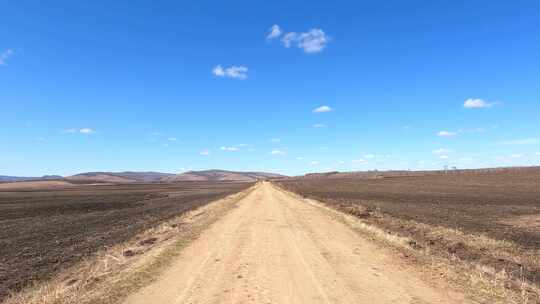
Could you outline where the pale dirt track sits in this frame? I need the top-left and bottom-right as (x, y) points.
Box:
(123, 182), (470, 304)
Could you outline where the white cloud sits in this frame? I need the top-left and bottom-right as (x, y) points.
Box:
(313, 123), (326, 128)
(433, 148), (451, 155)
(212, 65), (225, 76)
(270, 149), (286, 155)
(296, 157), (304, 160)
(535, 152), (540, 156)
(352, 159), (367, 163)
(437, 130), (457, 137)
(499, 138), (540, 145)
(463, 98), (494, 109)
(220, 146), (239, 151)
(275, 28), (329, 53)
(267, 25), (282, 39)
(270, 138), (281, 143)
(510, 154), (524, 158)
(281, 32), (297, 48)
(313, 105), (332, 113)
(36, 137), (46, 142)
(212, 65), (248, 80)
(310, 161), (319, 165)
(64, 128), (94, 134)
(0, 49), (14, 65)
(200, 150), (210, 156)
(363, 154), (375, 159)
(439, 155), (449, 159)
(297, 29), (328, 53)
(338, 160), (345, 164)
(79, 128), (94, 134)
(168, 137), (178, 141)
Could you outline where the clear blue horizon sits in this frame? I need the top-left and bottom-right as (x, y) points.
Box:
(2, 1), (540, 176)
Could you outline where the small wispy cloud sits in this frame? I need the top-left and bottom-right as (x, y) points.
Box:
(79, 128), (94, 134)
(499, 138), (540, 145)
(212, 65), (248, 80)
(270, 149), (286, 155)
(437, 130), (457, 137)
(310, 161), (319, 165)
(268, 26), (329, 54)
(220, 146), (239, 151)
(433, 148), (451, 155)
(281, 32), (297, 48)
(439, 155), (449, 159)
(296, 157), (304, 160)
(312, 105), (332, 113)
(0, 49), (14, 65)
(510, 154), (524, 158)
(200, 150), (210, 156)
(267, 24), (282, 40)
(297, 29), (329, 53)
(64, 128), (95, 134)
(463, 98), (495, 109)
(352, 159), (367, 164)
(270, 138), (281, 143)
(282, 29), (328, 53)
(313, 123), (326, 128)
(168, 137), (178, 142)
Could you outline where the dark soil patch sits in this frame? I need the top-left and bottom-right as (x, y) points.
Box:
(0, 181), (252, 300)
(277, 168), (540, 290)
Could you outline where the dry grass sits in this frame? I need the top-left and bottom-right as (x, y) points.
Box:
(275, 184), (540, 304)
(2, 185), (257, 304)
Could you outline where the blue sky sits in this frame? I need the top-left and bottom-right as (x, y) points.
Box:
(1, 0), (540, 176)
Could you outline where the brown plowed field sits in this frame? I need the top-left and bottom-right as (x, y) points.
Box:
(277, 169), (540, 294)
(0, 181), (252, 300)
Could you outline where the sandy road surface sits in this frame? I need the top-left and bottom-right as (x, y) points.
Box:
(124, 182), (469, 304)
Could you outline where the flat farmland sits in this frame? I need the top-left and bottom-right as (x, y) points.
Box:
(277, 169), (540, 289)
(0, 181), (253, 300)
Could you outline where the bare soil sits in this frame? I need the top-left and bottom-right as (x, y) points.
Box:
(277, 169), (540, 297)
(0, 181), (252, 300)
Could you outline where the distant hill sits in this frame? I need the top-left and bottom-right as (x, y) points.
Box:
(299, 166), (540, 179)
(1, 170), (285, 185)
(66, 171), (176, 183)
(165, 170), (286, 182)
(0, 175), (63, 183)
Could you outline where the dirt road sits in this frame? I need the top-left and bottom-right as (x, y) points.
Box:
(123, 182), (469, 304)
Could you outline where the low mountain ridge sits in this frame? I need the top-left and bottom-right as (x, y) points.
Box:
(166, 170), (286, 182)
(0, 175), (63, 183)
(66, 171), (176, 183)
